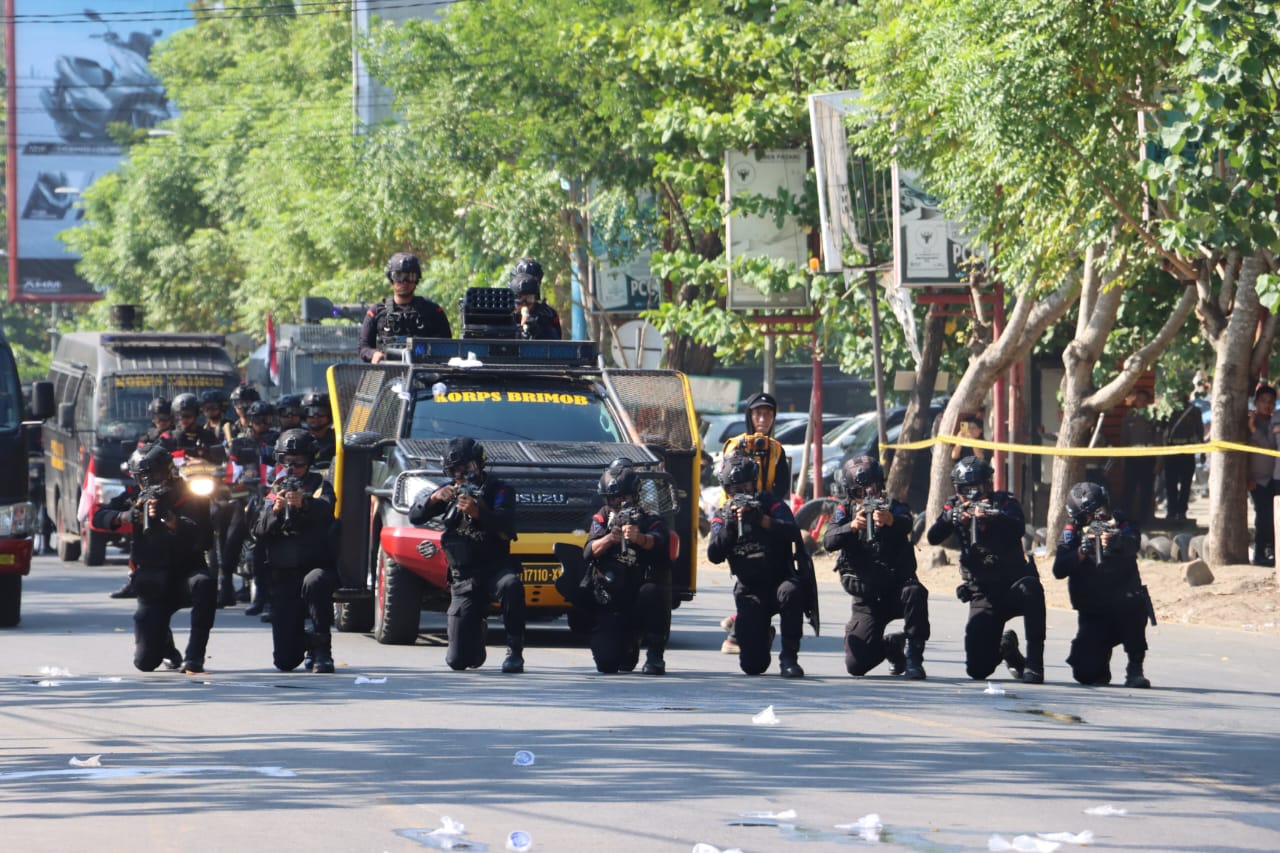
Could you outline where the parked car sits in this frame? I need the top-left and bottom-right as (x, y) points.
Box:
(825, 401), (948, 510)
(783, 412), (871, 498)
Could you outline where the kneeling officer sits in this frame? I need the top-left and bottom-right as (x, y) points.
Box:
(410, 437), (526, 673)
(1053, 482), (1153, 688)
(253, 429), (338, 673)
(95, 444), (217, 673)
(824, 456), (930, 679)
(581, 459), (671, 675)
(707, 454), (807, 678)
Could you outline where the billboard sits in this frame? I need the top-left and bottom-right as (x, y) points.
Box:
(724, 148), (810, 311)
(891, 164), (983, 287)
(6, 2), (193, 302)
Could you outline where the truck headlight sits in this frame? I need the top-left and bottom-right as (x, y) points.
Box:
(0, 502), (36, 538)
(392, 471), (439, 514)
(187, 477), (216, 497)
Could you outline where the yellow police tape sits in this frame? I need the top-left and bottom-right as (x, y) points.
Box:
(884, 433), (1280, 459)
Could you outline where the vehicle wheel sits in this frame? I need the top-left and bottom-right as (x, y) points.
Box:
(56, 501), (81, 563)
(83, 529), (107, 567)
(335, 598), (375, 634)
(0, 574), (21, 628)
(374, 546), (422, 645)
(566, 608), (592, 635)
(795, 499), (837, 555)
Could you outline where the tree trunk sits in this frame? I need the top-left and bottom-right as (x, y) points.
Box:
(886, 310), (946, 501)
(1205, 252), (1265, 566)
(925, 279), (1079, 526)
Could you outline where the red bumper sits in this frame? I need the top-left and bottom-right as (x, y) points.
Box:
(0, 538), (34, 576)
(380, 526), (449, 589)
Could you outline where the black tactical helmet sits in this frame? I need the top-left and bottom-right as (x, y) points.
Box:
(230, 384), (260, 406)
(172, 393), (199, 415)
(148, 397), (172, 417)
(200, 389), (229, 409)
(718, 454), (760, 489)
(386, 252), (422, 281)
(442, 436), (485, 476)
(598, 460), (639, 498)
(842, 455), (885, 490)
(1066, 481), (1109, 520)
(509, 257), (543, 297)
(301, 391), (331, 418)
(275, 428), (317, 460)
(246, 400), (276, 421)
(951, 455), (993, 487)
(129, 443), (174, 487)
(276, 394), (304, 418)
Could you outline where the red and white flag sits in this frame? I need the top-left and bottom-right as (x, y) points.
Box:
(267, 313), (279, 386)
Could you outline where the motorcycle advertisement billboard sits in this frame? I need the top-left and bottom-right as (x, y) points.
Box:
(5, 2), (192, 302)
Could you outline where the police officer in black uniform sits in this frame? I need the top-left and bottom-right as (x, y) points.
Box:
(200, 389), (234, 445)
(580, 459), (671, 674)
(230, 400), (279, 619)
(228, 384), (260, 439)
(509, 257), (562, 340)
(94, 445), (217, 673)
(359, 252), (453, 363)
(707, 454), (806, 678)
(170, 393), (226, 464)
(927, 455), (1047, 683)
(139, 397), (176, 450)
(409, 437), (525, 672)
(301, 391), (336, 467)
(824, 456), (930, 679)
(253, 429), (339, 673)
(1053, 482), (1152, 688)
(276, 393), (304, 433)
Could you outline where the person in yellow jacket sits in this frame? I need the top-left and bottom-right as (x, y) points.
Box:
(719, 391), (791, 652)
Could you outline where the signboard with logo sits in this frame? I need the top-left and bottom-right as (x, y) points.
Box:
(725, 149), (811, 310)
(891, 165), (983, 288)
(5, 2), (194, 302)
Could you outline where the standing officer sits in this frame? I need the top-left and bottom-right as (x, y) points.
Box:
(200, 389), (234, 444)
(927, 456), (1046, 683)
(707, 454), (806, 678)
(170, 393), (226, 463)
(509, 257), (562, 340)
(1053, 482), (1152, 688)
(301, 391), (336, 466)
(580, 459), (671, 674)
(139, 397), (176, 449)
(409, 437), (525, 673)
(720, 392), (791, 500)
(824, 456), (930, 679)
(94, 444), (217, 673)
(228, 384), (260, 439)
(359, 252), (453, 363)
(253, 429), (338, 673)
(232, 400), (279, 619)
(276, 394), (304, 433)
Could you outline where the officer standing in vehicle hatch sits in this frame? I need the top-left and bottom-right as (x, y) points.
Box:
(359, 252), (453, 363)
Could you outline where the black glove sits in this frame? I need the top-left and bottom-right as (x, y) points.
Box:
(955, 582), (975, 603)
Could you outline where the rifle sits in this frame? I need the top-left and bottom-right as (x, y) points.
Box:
(274, 475), (306, 533)
(1082, 515), (1118, 563)
(730, 493), (761, 537)
(134, 483), (173, 536)
(608, 502), (644, 554)
(1142, 584), (1158, 627)
(857, 495), (892, 542)
(950, 497), (996, 542)
(443, 479), (482, 526)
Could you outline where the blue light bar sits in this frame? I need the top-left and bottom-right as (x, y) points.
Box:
(401, 337), (597, 367)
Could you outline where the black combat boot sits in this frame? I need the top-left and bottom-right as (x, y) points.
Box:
(1124, 653), (1151, 688)
(312, 632), (335, 674)
(244, 585), (266, 617)
(883, 632), (907, 675)
(217, 575), (237, 609)
(501, 634), (525, 673)
(1000, 630), (1026, 680)
(641, 650), (666, 675)
(1023, 636), (1045, 684)
(109, 575), (137, 599)
(904, 638), (927, 680)
(778, 636), (804, 678)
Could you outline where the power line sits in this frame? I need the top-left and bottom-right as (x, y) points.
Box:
(0, 0), (462, 26)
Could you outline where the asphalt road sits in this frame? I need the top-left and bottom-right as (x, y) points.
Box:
(2, 552), (1278, 853)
